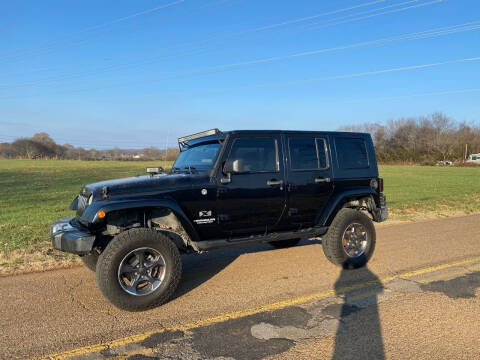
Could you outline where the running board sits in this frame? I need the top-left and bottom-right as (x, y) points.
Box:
(194, 226), (328, 251)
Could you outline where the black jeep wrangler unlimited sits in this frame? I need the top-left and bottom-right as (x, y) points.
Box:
(51, 129), (387, 311)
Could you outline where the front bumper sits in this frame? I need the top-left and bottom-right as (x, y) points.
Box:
(50, 218), (96, 255)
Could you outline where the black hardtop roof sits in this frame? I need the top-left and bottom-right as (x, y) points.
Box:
(178, 128), (371, 148)
(225, 129), (370, 136)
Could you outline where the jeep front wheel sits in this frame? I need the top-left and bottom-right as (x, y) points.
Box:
(322, 208), (376, 269)
(96, 228), (182, 311)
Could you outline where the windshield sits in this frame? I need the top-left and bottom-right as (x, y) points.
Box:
(172, 142), (221, 171)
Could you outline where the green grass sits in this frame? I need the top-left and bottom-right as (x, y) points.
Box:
(0, 160), (172, 263)
(1, 160), (479, 270)
(379, 165), (480, 219)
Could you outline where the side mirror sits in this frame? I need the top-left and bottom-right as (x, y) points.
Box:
(232, 159), (244, 173)
(221, 159), (244, 184)
(223, 159), (244, 174)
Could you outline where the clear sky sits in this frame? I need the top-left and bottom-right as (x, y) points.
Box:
(1, 0), (479, 149)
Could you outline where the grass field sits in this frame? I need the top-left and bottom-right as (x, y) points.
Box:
(1, 159), (480, 272)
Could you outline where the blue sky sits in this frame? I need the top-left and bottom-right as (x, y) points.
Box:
(1, 0), (479, 149)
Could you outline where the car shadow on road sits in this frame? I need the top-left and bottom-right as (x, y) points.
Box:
(331, 266), (385, 360)
(172, 239), (322, 300)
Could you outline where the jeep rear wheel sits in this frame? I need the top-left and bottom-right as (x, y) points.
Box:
(322, 208), (376, 269)
(96, 228), (182, 311)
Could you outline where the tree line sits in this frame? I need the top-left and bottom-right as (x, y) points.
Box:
(340, 113), (480, 164)
(0, 133), (179, 161)
(2, 113), (479, 163)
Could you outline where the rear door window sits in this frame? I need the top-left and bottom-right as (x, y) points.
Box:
(289, 137), (328, 170)
(335, 137), (369, 169)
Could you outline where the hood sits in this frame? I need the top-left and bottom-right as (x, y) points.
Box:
(85, 172), (206, 201)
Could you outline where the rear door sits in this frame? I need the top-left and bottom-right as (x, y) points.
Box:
(216, 135), (286, 236)
(285, 135), (333, 228)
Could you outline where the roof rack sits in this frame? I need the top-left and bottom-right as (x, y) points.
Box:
(178, 129), (224, 143)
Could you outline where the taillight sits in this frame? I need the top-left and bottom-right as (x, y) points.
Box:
(379, 178), (384, 192)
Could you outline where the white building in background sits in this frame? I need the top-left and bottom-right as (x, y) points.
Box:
(466, 153), (480, 164)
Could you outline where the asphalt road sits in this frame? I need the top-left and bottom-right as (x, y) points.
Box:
(1, 215), (480, 359)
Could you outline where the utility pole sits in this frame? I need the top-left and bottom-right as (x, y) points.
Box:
(464, 143), (468, 162)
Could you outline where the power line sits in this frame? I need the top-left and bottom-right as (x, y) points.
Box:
(0, 0), (431, 70)
(2, 19), (479, 90)
(0, 45), (226, 87)
(2, 54), (479, 102)
(143, 0), (387, 52)
(0, 0), (236, 64)
(346, 88), (480, 102)
(208, 56), (480, 94)
(305, 0), (445, 30)
(0, 0), (187, 58)
(86, 0), (388, 66)
(0, 0), (442, 86)
(164, 21), (480, 77)
(252, 0), (448, 50)
(110, 0), (440, 63)
(0, 0), (387, 71)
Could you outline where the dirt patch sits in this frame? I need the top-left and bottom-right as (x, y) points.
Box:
(0, 248), (81, 276)
(377, 209), (480, 227)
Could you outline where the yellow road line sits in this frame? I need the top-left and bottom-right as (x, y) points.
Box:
(40, 255), (480, 360)
(396, 257), (479, 280)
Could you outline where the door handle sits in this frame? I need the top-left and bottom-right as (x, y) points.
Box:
(315, 177), (331, 183)
(267, 179), (283, 186)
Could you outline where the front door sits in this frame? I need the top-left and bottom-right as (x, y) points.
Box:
(216, 135), (286, 237)
(285, 135), (333, 228)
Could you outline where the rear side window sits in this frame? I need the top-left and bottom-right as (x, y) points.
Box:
(335, 137), (369, 169)
(289, 138), (328, 170)
(229, 138), (278, 172)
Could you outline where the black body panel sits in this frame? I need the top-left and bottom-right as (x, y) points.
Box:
(215, 133), (286, 237)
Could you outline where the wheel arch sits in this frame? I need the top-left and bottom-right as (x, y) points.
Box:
(84, 199), (201, 251)
(318, 188), (377, 227)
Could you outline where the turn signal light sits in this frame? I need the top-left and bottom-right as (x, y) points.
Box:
(379, 178), (384, 192)
(97, 210), (106, 219)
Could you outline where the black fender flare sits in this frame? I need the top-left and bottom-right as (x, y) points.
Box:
(317, 188), (377, 226)
(81, 198), (201, 243)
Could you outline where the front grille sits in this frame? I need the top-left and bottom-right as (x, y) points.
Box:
(77, 194), (89, 216)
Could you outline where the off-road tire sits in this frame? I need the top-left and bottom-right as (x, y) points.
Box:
(322, 208), (376, 269)
(80, 253), (99, 272)
(269, 238), (301, 248)
(96, 228), (182, 311)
